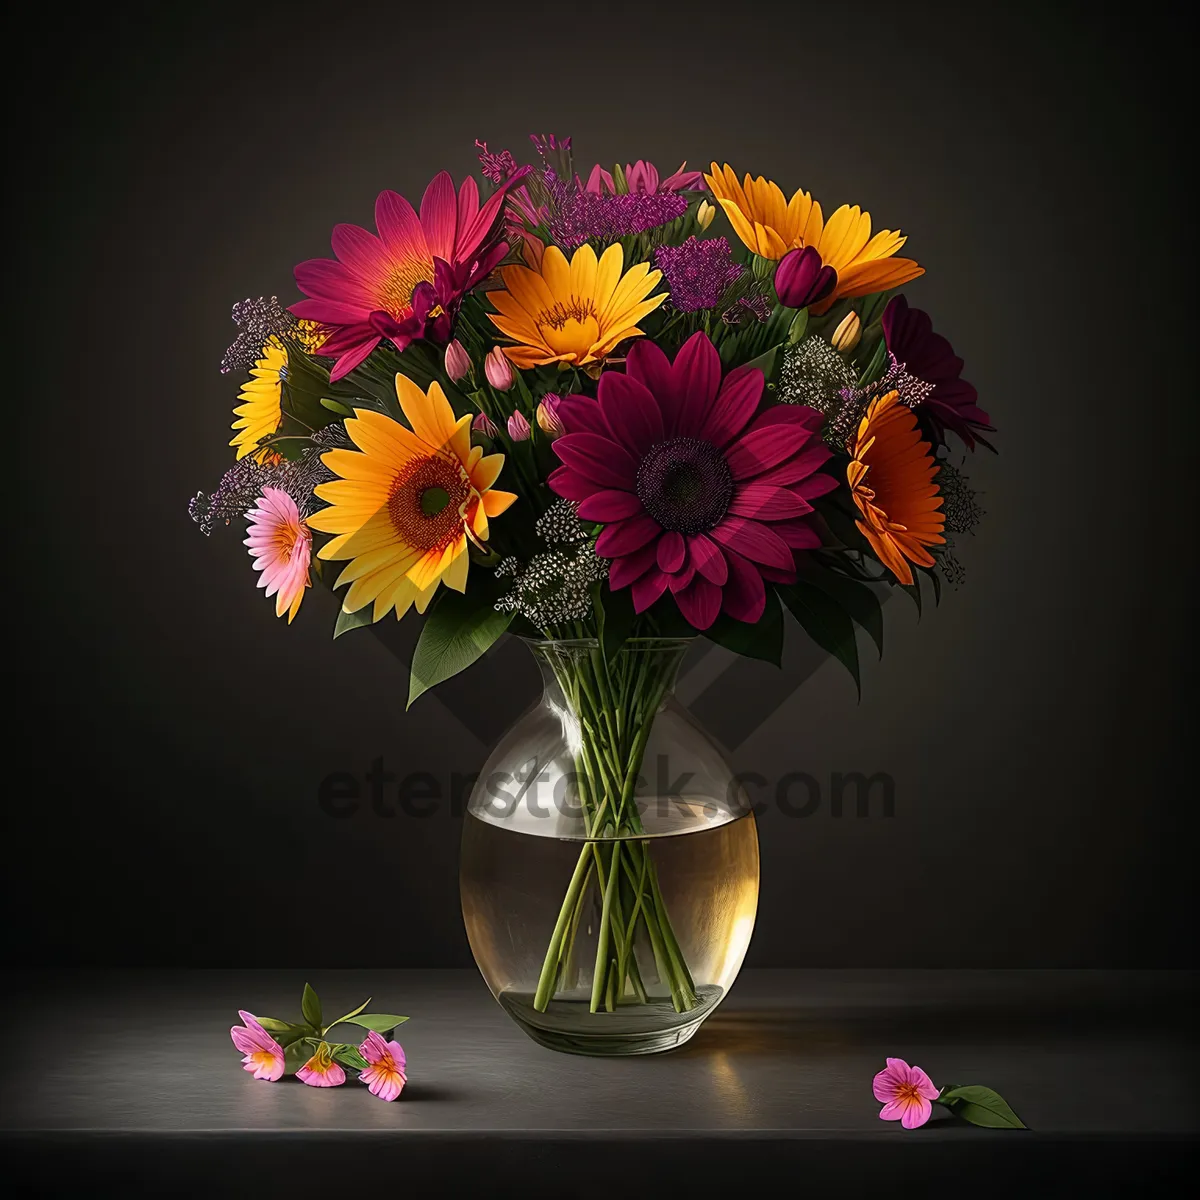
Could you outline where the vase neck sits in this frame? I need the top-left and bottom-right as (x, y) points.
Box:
(525, 638), (692, 707)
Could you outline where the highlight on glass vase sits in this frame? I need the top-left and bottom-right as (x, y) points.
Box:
(191, 134), (993, 1055)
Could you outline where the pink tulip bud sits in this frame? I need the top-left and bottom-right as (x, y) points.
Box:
(774, 246), (838, 310)
(484, 346), (515, 391)
(536, 394), (565, 438)
(443, 339), (471, 382)
(472, 411), (498, 438)
(507, 410), (531, 442)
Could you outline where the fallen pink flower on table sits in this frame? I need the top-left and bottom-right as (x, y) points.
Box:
(359, 1031), (407, 1101)
(873, 1057), (940, 1129)
(230, 1011), (285, 1082)
(297, 1044), (346, 1088)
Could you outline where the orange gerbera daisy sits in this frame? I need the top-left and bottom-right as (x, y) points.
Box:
(487, 243), (665, 370)
(847, 392), (945, 585)
(704, 164), (924, 313)
(308, 376), (516, 621)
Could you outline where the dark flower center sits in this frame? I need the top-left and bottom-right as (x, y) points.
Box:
(635, 436), (733, 534)
(388, 457), (470, 550)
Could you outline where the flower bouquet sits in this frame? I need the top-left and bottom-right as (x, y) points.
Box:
(192, 134), (992, 1053)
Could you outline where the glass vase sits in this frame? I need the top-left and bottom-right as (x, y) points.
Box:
(460, 637), (759, 1056)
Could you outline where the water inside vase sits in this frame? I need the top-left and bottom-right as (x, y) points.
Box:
(461, 806), (759, 1054)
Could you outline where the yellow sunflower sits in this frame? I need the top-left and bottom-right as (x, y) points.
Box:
(487, 243), (666, 370)
(230, 340), (288, 463)
(847, 391), (945, 585)
(704, 164), (924, 312)
(229, 323), (327, 462)
(308, 376), (516, 622)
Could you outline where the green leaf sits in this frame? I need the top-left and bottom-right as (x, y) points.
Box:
(597, 585), (635, 662)
(301, 983), (322, 1031)
(332, 1045), (370, 1071)
(325, 997), (372, 1032)
(899, 573), (923, 616)
(320, 397), (355, 416)
(941, 1085), (1027, 1129)
(254, 1017), (313, 1048)
(742, 344), (780, 385)
(340, 1013), (410, 1034)
(333, 605), (376, 639)
(704, 589), (784, 666)
(408, 588), (514, 708)
(797, 567), (884, 659)
(778, 580), (861, 697)
(284, 1039), (316, 1075)
(787, 308), (809, 345)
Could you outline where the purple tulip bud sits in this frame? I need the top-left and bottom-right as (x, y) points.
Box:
(472, 411), (498, 438)
(774, 246), (838, 310)
(484, 346), (515, 391)
(443, 339), (472, 382)
(507, 410), (531, 442)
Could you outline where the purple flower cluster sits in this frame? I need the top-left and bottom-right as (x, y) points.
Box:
(474, 140), (519, 185)
(547, 181), (689, 250)
(654, 237), (744, 312)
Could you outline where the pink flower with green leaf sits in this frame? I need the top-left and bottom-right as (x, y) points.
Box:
(297, 1042), (346, 1088)
(873, 1057), (940, 1128)
(230, 1011), (285, 1082)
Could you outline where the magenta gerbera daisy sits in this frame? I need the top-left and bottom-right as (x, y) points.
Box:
(549, 332), (836, 629)
(292, 167), (529, 380)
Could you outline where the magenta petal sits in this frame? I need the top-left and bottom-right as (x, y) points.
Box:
(457, 166), (531, 259)
(609, 540), (659, 589)
(878, 1099), (907, 1122)
(290, 298), (373, 326)
(555, 395), (609, 438)
(375, 190), (428, 259)
(294, 258), (375, 306)
(656, 530), (686, 573)
(909, 1066), (940, 1100)
(576, 489), (644, 522)
(455, 175), (480, 244)
(631, 568), (670, 612)
(720, 550), (767, 622)
(728, 482), (813, 520)
(328, 337), (381, 381)
(553, 433), (639, 490)
(723, 425), (811, 480)
(674, 575), (722, 630)
(772, 519), (822, 550)
(711, 516), (794, 572)
(624, 338), (675, 404)
(598, 372), (666, 455)
(419, 171), (458, 261)
(596, 515), (662, 558)
(548, 466), (595, 502)
(330, 224), (389, 283)
(670, 332), (722, 437)
(688, 534), (729, 585)
(901, 1097), (933, 1129)
(697, 364), (765, 448)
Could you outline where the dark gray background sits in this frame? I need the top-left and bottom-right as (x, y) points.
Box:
(8, 0), (1192, 968)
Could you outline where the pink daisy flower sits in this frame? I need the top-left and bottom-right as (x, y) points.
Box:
(873, 1057), (940, 1129)
(549, 332), (836, 629)
(292, 167), (530, 380)
(230, 1011), (285, 1082)
(297, 1043), (346, 1088)
(358, 1031), (407, 1102)
(244, 487), (312, 623)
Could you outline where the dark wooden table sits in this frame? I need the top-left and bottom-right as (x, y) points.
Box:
(3, 969), (1195, 1195)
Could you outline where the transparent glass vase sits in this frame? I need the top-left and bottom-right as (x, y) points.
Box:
(460, 638), (759, 1056)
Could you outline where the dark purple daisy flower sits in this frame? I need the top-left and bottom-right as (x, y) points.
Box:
(882, 296), (993, 449)
(548, 332), (837, 630)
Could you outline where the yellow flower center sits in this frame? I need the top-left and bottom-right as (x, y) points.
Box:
(895, 1083), (923, 1105)
(378, 258), (435, 318)
(251, 1050), (277, 1070)
(388, 455), (471, 550)
(536, 298), (600, 356)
